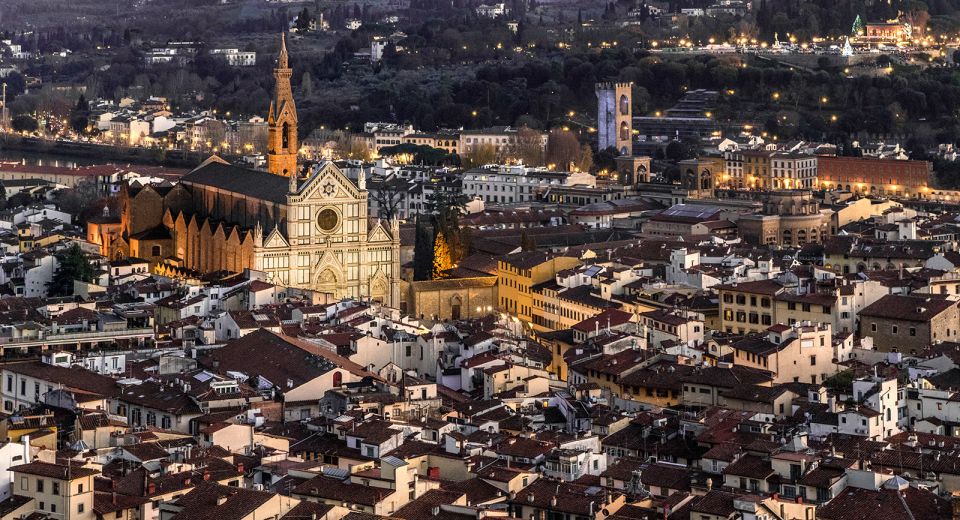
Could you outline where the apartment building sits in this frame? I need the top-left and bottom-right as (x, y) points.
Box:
(497, 252), (580, 325)
(732, 322), (841, 385)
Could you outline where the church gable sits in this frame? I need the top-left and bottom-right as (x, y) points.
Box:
(295, 163), (360, 202)
(368, 221), (391, 243)
(263, 227), (289, 249)
(274, 102), (294, 123)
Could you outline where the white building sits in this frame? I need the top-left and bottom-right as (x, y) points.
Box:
(0, 441), (28, 500)
(476, 3), (508, 17)
(461, 164), (568, 205)
(371, 39), (388, 62)
(209, 48), (257, 67)
(459, 126), (545, 158)
(23, 253), (57, 298)
(770, 152), (818, 190)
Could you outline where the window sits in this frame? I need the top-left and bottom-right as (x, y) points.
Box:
(816, 488), (831, 502)
(36, 479), (44, 493)
(810, 356), (816, 366)
(78, 504), (85, 514)
(909, 327), (916, 336)
(892, 325), (899, 334)
(52, 482), (60, 495)
(871, 323), (877, 332)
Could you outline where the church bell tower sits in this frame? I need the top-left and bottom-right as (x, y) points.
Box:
(267, 34), (299, 177)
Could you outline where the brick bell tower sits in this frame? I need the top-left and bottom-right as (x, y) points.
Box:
(267, 33), (299, 177)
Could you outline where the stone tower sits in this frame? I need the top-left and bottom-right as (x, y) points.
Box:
(267, 33), (299, 177)
(596, 82), (633, 155)
(615, 155), (652, 188)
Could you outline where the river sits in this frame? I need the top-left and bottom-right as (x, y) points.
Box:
(0, 148), (104, 168)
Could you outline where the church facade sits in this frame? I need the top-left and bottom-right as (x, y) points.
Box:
(110, 36), (401, 306)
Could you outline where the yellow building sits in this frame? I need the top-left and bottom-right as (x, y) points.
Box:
(717, 280), (783, 334)
(1, 414), (58, 446)
(11, 462), (99, 520)
(531, 284), (626, 333)
(618, 362), (695, 407)
(497, 252), (579, 324)
(536, 330), (576, 381)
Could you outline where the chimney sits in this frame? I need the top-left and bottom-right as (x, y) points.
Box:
(21, 435), (29, 462)
(217, 496), (229, 506)
(147, 482), (156, 495)
(203, 470), (211, 481)
(236, 462), (244, 473)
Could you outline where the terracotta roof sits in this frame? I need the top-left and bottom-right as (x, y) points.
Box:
(292, 475), (395, 505)
(200, 329), (381, 392)
(723, 454), (774, 480)
(859, 294), (956, 322)
(394, 489), (468, 520)
(167, 481), (274, 520)
(817, 485), (950, 520)
(572, 309), (633, 333)
(10, 462), (99, 479)
(715, 279), (785, 296)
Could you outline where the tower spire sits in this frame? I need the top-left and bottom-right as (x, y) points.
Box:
(278, 32), (289, 69)
(267, 33), (298, 177)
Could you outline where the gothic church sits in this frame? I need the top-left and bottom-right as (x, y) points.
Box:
(111, 35), (401, 306)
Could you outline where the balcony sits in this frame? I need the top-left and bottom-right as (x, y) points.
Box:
(0, 328), (154, 349)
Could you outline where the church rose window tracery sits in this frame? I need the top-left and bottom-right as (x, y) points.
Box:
(317, 207), (340, 232)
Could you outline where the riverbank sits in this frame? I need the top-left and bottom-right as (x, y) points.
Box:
(0, 134), (213, 169)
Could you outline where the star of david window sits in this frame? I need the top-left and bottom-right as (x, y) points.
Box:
(322, 181), (336, 197)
